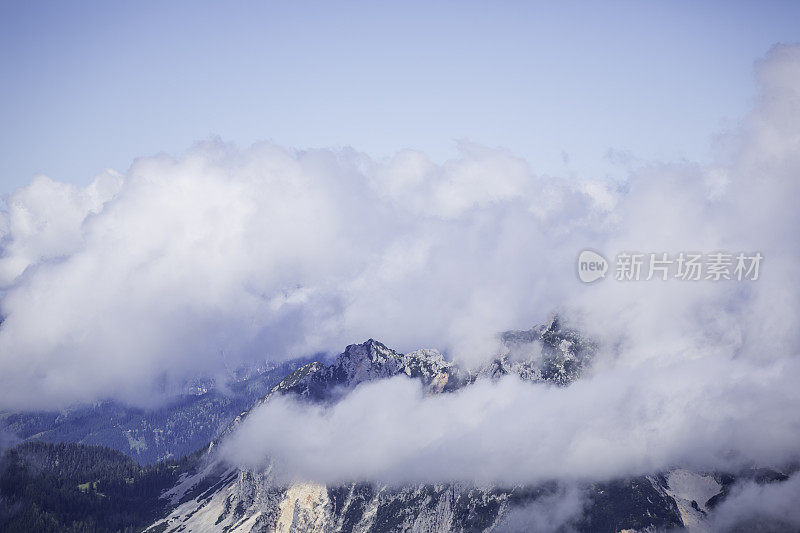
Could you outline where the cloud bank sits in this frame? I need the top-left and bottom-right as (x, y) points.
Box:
(222, 357), (800, 485)
(0, 130), (610, 409)
(708, 472), (800, 531)
(221, 43), (800, 494)
(0, 139), (609, 408)
(0, 41), (798, 444)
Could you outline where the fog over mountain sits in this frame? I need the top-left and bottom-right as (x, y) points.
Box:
(0, 45), (799, 510)
(223, 357), (800, 486)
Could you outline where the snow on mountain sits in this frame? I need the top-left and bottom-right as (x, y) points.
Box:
(116, 319), (791, 532)
(663, 469), (722, 527)
(142, 324), (712, 532)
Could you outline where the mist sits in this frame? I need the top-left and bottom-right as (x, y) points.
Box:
(217, 44), (800, 490)
(0, 43), (798, 473)
(221, 356), (800, 485)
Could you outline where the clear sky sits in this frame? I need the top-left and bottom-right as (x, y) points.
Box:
(1, 0), (798, 194)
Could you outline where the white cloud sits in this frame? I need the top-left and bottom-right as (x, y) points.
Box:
(708, 473), (800, 531)
(215, 44), (800, 488)
(0, 40), (798, 447)
(495, 486), (587, 533)
(495, 485), (586, 533)
(0, 138), (608, 408)
(221, 357), (800, 485)
(0, 171), (123, 285)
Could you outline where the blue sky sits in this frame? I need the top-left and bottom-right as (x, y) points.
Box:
(1, 0), (798, 194)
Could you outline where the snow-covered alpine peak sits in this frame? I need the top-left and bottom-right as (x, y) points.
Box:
(330, 339), (404, 385)
(475, 316), (596, 386)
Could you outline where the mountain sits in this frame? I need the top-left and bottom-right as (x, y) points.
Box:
(1, 443), (788, 533)
(268, 316), (594, 401)
(147, 464), (690, 532)
(1, 322), (793, 531)
(0, 359), (308, 465)
(478, 316), (595, 385)
(143, 322), (718, 532)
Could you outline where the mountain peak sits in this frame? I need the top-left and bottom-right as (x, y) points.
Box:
(340, 338), (395, 361)
(487, 317), (596, 386)
(332, 339), (403, 385)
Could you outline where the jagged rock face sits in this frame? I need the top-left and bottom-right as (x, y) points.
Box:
(144, 326), (729, 533)
(212, 341), (463, 450)
(328, 340), (409, 385)
(269, 340), (463, 402)
(149, 461), (690, 533)
(480, 316), (596, 386)
(149, 462), (517, 533)
(269, 317), (595, 405)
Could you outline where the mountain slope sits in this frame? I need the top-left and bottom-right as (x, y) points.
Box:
(0, 323), (792, 532)
(0, 359), (307, 464)
(0, 441), (191, 532)
(145, 324), (699, 532)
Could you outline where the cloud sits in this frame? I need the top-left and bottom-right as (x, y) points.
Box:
(221, 356), (800, 485)
(0, 428), (19, 452)
(708, 473), (800, 531)
(215, 45), (800, 489)
(0, 142), (607, 408)
(0, 171), (123, 285)
(495, 485), (586, 533)
(0, 42), (798, 432)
